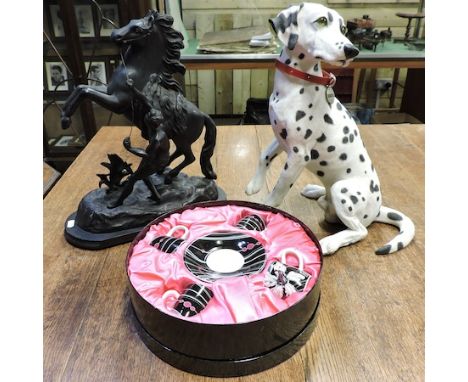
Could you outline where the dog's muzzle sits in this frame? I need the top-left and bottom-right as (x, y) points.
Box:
(344, 44), (360, 59)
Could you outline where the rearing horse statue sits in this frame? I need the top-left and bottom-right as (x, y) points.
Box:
(61, 10), (217, 206)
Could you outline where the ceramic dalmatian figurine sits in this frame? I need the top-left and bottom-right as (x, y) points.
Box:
(245, 2), (415, 255)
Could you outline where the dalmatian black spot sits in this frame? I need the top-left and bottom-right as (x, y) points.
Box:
(362, 197), (366, 201)
(314, 64), (319, 71)
(308, 103), (313, 108)
(342, 137), (349, 144)
(350, 195), (358, 204)
(357, 191), (361, 195)
(293, 146), (298, 153)
(349, 134), (354, 143)
(324, 114), (334, 124)
(346, 168), (351, 173)
(354, 129), (358, 136)
(296, 110), (306, 121)
(271, 154), (278, 161)
(339, 153), (347, 160)
(280, 129), (288, 140)
(289, 183), (293, 188)
(341, 199), (346, 204)
(341, 188), (348, 193)
(304, 129), (312, 139)
(327, 11), (333, 22)
(327, 145), (335, 152)
(336, 103), (342, 111)
(359, 154), (365, 162)
(293, 63), (298, 66)
(288, 33), (299, 50)
(371, 164), (375, 172)
(297, 127), (301, 131)
(266, 163), (269, 167)
(265, 155), (269, 160)
(310, 149), (319, 159)
(285, 59), (291, 65)
(317, 170), (325, 177)
(298, 53), (305, 59)
(363, 214), (368, 219)
(343, 126), (349, 134)
(304, 155), (310, 161)
(274, 13), (287, 33)
(317, 133), (326, 142)
(315, 86), (319, 91)
(397, 242), (404, 250)
(370, 180), (379, 193)
(320, 160), (327, 166)
(309, 115), (313, 121)
(289, 11), (299, 27)
(375, 244), (392, 255)
(387, 212), (403, 221)
(377, 196), (380, 201)
(300, 88), (304, 94)
(284, 163), (288, 170)
(274, 119), (277, 125)
(276, 91), (279, 96)
(348, 206), (352, 212)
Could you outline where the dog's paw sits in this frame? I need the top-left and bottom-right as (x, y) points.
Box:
(263, 193), (282, 207)
(245, 178), (263, 195)
(301, 184), (326, 200)
(319, 236), (340, 255)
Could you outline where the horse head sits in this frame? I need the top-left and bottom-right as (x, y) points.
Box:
(111, 10), (159, 46)
(111, 10), (186, 78)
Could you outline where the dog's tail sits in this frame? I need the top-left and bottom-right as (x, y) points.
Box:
(374, 206), (415, 255)
(200, 113), (217, 179)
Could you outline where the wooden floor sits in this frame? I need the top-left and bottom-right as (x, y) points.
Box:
(44, 124), (425, 381)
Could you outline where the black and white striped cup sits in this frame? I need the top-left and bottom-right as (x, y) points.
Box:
(264, 248), (311, 298)
(236, 214), (266, 231)
(173, 284), (214, 317)
(150, 225), (189, 253)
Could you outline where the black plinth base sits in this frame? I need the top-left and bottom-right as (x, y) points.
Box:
(132, 296), (320, 378)
(64, 172), (226, 250)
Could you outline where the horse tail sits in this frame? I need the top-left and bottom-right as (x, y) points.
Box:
(200, 114), (217, 179)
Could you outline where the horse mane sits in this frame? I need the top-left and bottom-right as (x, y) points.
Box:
(150, 11), (186, 93)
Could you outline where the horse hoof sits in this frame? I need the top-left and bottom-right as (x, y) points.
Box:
(204, 170), (217, 180)
(107, 202), (121, 209)
(61, 116), (71, 129)
(164, 176), (173, 185)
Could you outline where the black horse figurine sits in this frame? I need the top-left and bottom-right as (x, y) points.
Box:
(61, 10), (217, 207)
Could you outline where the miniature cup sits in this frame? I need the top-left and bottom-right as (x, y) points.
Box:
(236, 214), (266, 231)
(151, 225), (189, 253)
(172, 284), (214, 317)
(264, 248), (311, 298)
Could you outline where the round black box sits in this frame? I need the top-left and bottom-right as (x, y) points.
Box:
(126, 200), (323, 377)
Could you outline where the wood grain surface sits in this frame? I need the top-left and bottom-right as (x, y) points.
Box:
(44, 124), (425, 382)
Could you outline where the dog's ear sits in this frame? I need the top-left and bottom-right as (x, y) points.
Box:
(269, 4), (304, 51)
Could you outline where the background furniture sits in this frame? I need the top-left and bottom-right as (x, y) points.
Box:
(44, 124), (424, 381)
(43, 0), (154, 171)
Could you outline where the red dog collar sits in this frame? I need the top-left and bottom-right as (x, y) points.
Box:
(275, 60), (336, 87)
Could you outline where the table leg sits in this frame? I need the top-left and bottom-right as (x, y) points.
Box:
(389, 68), (400, 108)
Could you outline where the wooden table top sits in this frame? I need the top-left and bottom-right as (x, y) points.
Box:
(44, 124), (425, 381)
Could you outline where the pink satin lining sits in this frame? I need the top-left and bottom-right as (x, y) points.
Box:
(128, 205), (321, 324)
